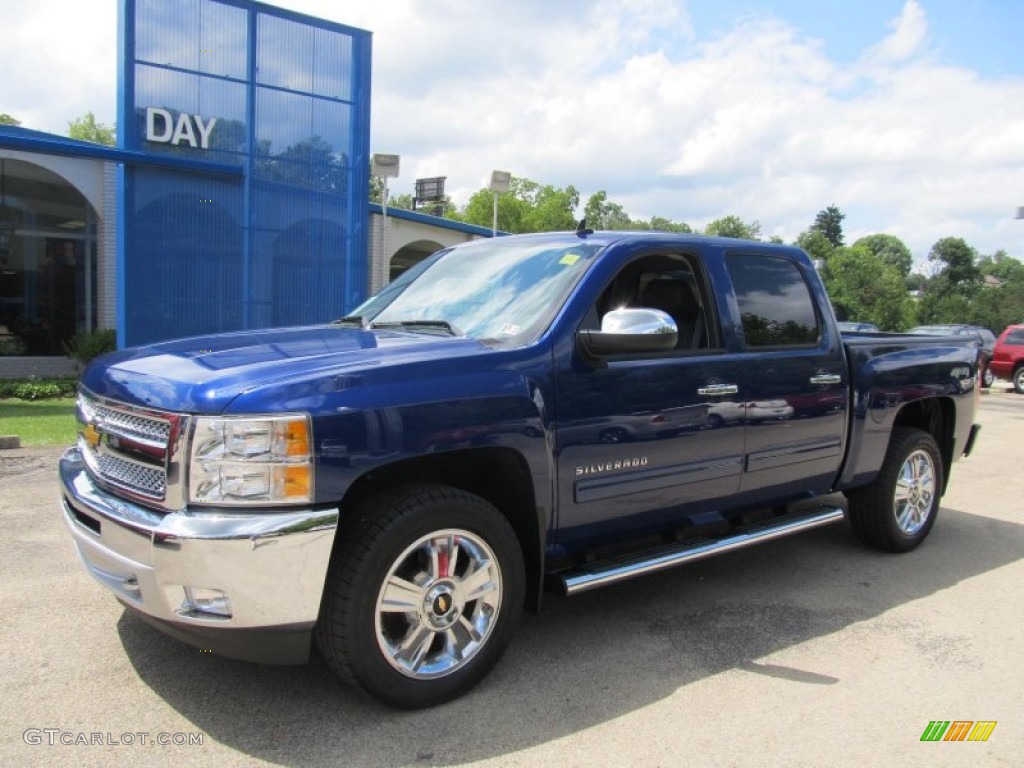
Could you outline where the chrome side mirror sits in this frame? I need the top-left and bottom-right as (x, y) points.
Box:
(578, 308), (679, 359)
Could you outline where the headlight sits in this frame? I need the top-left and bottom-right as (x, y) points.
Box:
(188, 414), (313, 506)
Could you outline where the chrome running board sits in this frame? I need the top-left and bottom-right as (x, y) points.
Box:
(558, 506), (845, 596)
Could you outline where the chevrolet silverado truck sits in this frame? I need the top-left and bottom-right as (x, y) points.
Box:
(59, 230), (982, 708)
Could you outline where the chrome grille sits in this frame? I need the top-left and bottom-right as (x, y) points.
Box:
(91, 403), (171, 444)
(96, 452), (166, 497)
(77, 390), (186, 509)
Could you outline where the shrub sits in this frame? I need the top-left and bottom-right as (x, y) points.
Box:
(63, 329), (117, 366)
(0, 376), (78, 400)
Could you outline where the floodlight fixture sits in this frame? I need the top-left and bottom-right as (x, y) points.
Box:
(371, 153), (400, 178)
(489, 170), (512, 192)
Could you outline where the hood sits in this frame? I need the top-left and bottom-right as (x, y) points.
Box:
(80, 325), (491, 413)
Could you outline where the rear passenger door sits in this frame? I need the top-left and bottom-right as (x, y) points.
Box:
(724, 251), (849, 501)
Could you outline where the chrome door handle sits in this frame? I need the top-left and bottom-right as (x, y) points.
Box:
(698, 383), (739, 396)
(810, 374), (842, 386)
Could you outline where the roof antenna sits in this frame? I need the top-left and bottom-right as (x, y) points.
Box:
(576, 218), (593, 237)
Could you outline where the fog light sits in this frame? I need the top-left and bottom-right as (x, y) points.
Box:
(182, 586), (232, 618)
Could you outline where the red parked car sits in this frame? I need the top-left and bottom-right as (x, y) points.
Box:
(990, 324), (1024, 393)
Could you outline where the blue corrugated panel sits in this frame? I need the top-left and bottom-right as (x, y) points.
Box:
(121, 0), (370, 348)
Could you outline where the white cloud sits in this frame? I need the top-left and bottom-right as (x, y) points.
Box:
(2, 0), (1023, 262)
(0, 1), (117, 133)
(863, 0), (928, 64)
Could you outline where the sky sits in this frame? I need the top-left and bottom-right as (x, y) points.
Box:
(1, 0), (1023, 267)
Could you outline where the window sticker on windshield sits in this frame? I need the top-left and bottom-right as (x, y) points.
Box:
(559, 253), (581, 266)
(500, 323), (521, 335)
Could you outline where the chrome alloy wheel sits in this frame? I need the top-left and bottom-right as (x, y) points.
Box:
(374, 529), (502, 679)
(893, 448), (936, 535)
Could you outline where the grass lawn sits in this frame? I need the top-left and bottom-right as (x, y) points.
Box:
(0, 398), (78, 446)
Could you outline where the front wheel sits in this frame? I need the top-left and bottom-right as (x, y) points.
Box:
(845, 427), (944, 552)
(1014, 366), (1024, 394)
(316, 484), (525, 708)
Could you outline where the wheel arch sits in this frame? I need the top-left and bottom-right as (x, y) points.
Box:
(891, 397), (955, 494)
(336, 448), (546, 612)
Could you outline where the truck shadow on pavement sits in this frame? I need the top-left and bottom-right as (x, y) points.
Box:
(117, 503), (1023, 767)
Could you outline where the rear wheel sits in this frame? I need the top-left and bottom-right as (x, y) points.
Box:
(1014, 366), (1024, 394)
(316, 484), (524, 708)
(846, 427), (943, 552)
(982, 364), (994, 388)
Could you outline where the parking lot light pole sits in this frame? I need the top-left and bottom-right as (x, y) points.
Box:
(371, 154), (400, 281)
(489, 170), (511, 237)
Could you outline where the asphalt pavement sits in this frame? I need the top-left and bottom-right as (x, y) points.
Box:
(1, 388), (1021, 767)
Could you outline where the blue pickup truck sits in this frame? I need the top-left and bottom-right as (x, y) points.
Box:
(59, 230), (981, 708)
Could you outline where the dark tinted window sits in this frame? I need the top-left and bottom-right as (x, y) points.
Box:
(1005, 329), (1024, 345)
(726, 254), (819, 347)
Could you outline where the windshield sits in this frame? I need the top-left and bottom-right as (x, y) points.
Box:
(348, 238), (603, 345)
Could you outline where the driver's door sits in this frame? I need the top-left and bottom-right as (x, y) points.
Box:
(553, 252), (747, 551)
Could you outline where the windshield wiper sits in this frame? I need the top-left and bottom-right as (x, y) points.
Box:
(331, 315), (365, 328)
(367, 319), (462, 336)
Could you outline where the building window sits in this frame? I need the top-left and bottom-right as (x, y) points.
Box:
(0, 159), (97, 356)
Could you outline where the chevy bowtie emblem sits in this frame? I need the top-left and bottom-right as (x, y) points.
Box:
(433, 593), (451, 615)
(84, 423), (101, 449)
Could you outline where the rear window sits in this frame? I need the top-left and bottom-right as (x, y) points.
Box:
(726, 253), (819, 347)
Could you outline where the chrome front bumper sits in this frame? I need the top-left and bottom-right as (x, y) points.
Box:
(59, 447), (339, 663)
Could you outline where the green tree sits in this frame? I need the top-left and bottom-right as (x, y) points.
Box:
(67, 112), (115, 146)
(462, 187), (523, 232)
(369, 175), (387, 204)
(649, 216), (692, 233)
(853, 234), (913, 277)
(928, 237), (979, 285)
(388, 193), (416, 211)
(704, 215), (760, 240)
(970, 252), (1024, 331)
(977, 250), (1024, 283)
(811, 205), (845, 247)
(461, 177), (579, 233)
(916, 290), (973, 325)
(821, 245), (917, 330)
(0, 113), (20, 126)
(905, 273), (928, 293)
(794, 229), (836, 264)
(583, 191), (633, 230)
(915, 237), (981, 325)
(524, 182), (579, 232)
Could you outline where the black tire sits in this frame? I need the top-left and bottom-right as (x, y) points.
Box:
(316, 484), (524, 709)
(1014, 366), (1024, 395)
(982, 364), (994, 388)
(845, 427), (944, 552)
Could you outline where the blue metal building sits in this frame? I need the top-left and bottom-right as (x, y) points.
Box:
(0, 0), (498, 377)
(118, 0), (372, 347)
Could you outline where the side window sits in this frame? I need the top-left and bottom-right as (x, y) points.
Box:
(592, 253), (713, 351)
(726, 253), (819, 347)
(1007, 329), (1024, 345)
